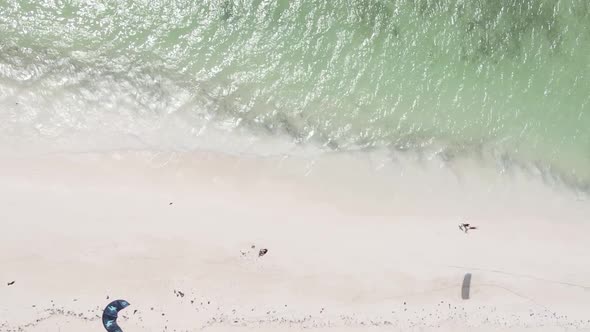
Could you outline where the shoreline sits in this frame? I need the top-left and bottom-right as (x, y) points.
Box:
(1, 150), (590, 331)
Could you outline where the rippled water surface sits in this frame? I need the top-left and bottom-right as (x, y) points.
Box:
(1, 0), (590, 187)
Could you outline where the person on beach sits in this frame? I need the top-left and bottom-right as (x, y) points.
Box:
(459, 223), (477, 233)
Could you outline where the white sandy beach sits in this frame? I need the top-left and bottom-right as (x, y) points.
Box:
(1, 151), (590, 331)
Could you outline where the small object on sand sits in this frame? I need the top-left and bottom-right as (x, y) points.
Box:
(258, 249), (268, 257)
(7, 281), (15, 286)
(251, 245), (256, 249)
(102, 299), (130, 332)
(169, 202), (173, 205)
(178, 291), (185, 298)
(459, 223), (477, 234)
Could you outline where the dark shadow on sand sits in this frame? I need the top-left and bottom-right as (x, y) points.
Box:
(462, 273), (472, 300)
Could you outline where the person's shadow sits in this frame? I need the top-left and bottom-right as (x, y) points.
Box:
(462, 273), (472, 300)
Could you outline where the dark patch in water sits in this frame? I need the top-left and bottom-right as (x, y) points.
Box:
(220, 0), (233, 21)
(415, 0), (567, 61)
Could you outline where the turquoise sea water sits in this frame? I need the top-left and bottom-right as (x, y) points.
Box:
(1, 0), (589, 188)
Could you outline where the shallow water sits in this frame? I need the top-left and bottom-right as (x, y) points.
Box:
(1, 0), (589, 189)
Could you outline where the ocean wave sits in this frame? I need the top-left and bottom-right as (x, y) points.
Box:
(1, 0), (590, 190)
